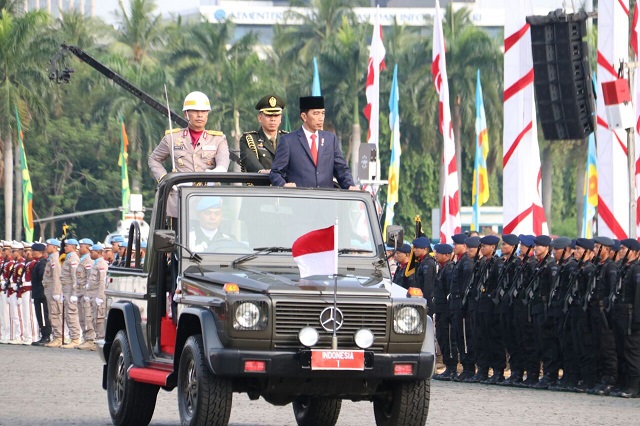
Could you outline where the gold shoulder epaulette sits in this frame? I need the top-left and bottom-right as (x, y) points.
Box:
(279, 130), (289, 134)
(165, 128), (182, 135)
(206, 130), (223, 136)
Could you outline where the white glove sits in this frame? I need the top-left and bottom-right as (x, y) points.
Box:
(11, 284), (17, 291)
(85, 283), (90, 290)
(52, 294), (61, 301)
(0, 283), (5, 290)
(95, 297), (104, 306)
(84, 296), (91, 302)
(70, 295), (78, 303)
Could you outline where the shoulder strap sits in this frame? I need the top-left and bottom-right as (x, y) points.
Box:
(206, 130), (223, 136)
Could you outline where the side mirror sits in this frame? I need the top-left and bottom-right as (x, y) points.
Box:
(386, 225), (404, 250)
(153, 229), (176, 253)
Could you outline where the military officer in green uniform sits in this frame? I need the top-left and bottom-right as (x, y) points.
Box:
(240, 94), (287, 173)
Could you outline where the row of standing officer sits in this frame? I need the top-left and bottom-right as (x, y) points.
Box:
(392, 233), (640, 398)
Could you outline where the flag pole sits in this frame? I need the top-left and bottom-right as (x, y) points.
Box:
(332, 218), (338, 350)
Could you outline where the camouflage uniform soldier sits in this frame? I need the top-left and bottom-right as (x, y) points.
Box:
(44, 239), (64, 347)
(76, 239), (93, 335)
(60, 239), (82, 348)
(84, 244), (108, 344)
(148, 91), (230, 218)
(240, 94), (287, 173)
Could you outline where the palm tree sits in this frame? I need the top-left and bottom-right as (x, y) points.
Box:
(0, 9), (53, 239)
(114, 0), (162, 65)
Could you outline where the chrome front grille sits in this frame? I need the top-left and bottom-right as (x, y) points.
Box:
(274, 301), (389, 352)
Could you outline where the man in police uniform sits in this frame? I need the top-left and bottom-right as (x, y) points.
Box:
(240, 95), (287, 173)
(432, 243), (457, 381)
(412, 237), (436, 316)
(392, 243), (413, 289)
(44, 239), (64, 347)
(148, 91), (230, 218)
(60, 239), (82, 348)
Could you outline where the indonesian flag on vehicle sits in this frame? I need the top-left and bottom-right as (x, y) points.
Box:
(292, 224), (338, 278)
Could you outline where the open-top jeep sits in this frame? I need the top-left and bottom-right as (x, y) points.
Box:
(99, 173), (435, 426)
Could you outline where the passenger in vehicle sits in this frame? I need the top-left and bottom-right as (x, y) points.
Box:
(189, 197), (232, 252)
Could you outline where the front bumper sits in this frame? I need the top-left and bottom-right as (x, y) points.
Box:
(209, 349), (435, 380)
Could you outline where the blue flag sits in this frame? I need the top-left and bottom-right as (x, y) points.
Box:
(312, 57), (321, 96)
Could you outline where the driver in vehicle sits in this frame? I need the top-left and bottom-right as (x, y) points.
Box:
(189, 197), (231, 251)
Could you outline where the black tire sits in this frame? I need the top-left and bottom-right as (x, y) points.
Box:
(373, 379), (430, 426)
(292, 397), (341, 426)
(107, 330), (159, 426)
(177, 334), (232, 426)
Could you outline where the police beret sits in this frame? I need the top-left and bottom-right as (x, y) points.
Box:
(255, 94), (285, 115)
(111, 235), (125, 244)
(576, 238), (594, 250)
(434, 243), (453, 254)
(397, 243), (412, 254)
(31, 243), (46, 252)
(46, 238), (60, 247)
(90, 244), (104, 251)
(621, 238), (640, 251)
(413, 237), (431, 249)
(551, 237), (572, 250)
(533, 235), (551, 246)
(300, 96), (324, 111)
(452, 233), (468, 244)
(571, 239), (577, 249)
(79, 238), (94, 245)
(612, 239), (621, 252)
(517, 235), (534, 248)
(65, 238), (79, 246)
(465, 236), (480, 248)
(502, 234), (519, 246)
(480, 235), (500, 246)
(594, 236), (614, 247)
(197, 196), (223, 211)
(140, 241), (148, 249)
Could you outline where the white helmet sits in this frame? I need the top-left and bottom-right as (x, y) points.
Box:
(183, 91), (211, 111)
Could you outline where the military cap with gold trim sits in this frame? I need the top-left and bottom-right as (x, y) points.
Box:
(255, 94), (285, 116)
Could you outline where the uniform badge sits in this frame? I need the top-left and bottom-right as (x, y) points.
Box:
(178, 159), (185, 166)
(257, 143), (264, 148)
(269, 96), (277, 107)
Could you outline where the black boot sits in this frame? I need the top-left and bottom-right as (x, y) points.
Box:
(503, 373), (524, 387)
(32, 336), (51, 346)
(521, 374), (540, 388)
(531, 374), (556, 390)
(434, 368), (456, 381)
(467, 370), (489, 383)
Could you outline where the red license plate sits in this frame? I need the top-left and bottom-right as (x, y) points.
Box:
(310, 349), (365, 370)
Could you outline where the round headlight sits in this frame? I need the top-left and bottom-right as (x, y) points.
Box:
(394, 306), (421, 334)
(234, 302), (260, 329)
(298, 327), (319, 347)
(354, 329), (375, 349)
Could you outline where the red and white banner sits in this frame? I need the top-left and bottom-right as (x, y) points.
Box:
(292, 224), (337, 278)
(633, 3), (640, 236)
(502, 0), (548, 236)
(363, 7), (386, 178)
(597, 0), (629, 239)
(432, 0), (461, 243)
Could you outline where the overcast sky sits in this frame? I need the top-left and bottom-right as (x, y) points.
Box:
(93, 0), (202, 23)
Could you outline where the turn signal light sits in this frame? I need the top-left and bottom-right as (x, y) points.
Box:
(393, 364), (414, 376)
(244, 360), (266, 372)
(223, 283), (239, 293)
(406, 287), (423, 298)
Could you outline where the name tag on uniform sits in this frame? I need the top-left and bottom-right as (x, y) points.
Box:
(202, 146), (217, 151)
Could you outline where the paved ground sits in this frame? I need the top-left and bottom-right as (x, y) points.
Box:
(0, 344), (637, 425)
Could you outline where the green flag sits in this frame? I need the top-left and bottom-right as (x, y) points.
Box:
(15, 106), (34, 242)
(118, 116), (131, 220)
(283, 111), (291, 133)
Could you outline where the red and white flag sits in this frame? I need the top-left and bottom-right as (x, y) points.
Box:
(363, 7), (386, 178)
(633, 3), (640, 236)
(432, 0), (461, 243)
(292, 224), (338, 278)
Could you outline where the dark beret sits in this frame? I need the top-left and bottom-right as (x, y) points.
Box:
(299, 96), (324, 111)
(397, 243), (412, 254)
(533, 235), (551, 247)
(518, 234), (535, 247)
(434, 243), (453, 254)
(611, 239), (621, 252)
(621, 238), (640, 251)
(480, 235), (500, 246)
(502, 234), (519, 246)
(594, 236), (614, 247)
(551, 237), (572, 250)
(465, 236), (480, 248)
(413, 237), (431, 249)
(576, 238), (595, 251)
(571, 239), (577, 249)
(31, 243), (46, 252)
(452, 233), (468, 245)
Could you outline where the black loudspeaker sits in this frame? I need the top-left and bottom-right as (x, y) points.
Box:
(527, 10), (595, 140)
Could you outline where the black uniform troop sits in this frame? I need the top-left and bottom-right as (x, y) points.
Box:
(417, 233), (640, 399)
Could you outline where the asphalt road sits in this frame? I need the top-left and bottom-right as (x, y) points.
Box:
(0, 344), (637, 425)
